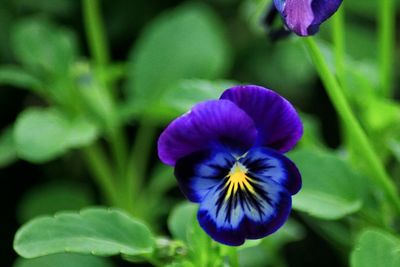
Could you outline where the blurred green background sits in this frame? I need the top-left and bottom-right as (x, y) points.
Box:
(0, 0), (399, 266)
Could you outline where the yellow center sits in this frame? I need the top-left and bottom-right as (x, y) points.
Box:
(225, 163), (255, 200)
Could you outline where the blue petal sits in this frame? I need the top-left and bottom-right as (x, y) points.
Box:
(240, 147), (301, 195)
(197, 176), (291, 246)
(195, 147), (296, 246)
(274, 0), (342, 36)
(158, 100), (257, 166)
(175, 149), (236, 202)
(220, 85), (303, 153)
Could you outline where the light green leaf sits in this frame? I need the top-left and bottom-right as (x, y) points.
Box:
(66, 117), (99, 148)
(290, 149), (366, 219)
(125, 2), (231, 107)
(11, 18), (77, 75)
(14, 207), (155, 258)
(14, 108), (99, 163)
(351, 229), (400, 267)
(17, 182), (94, 223)
(13, 253), (115, 267)
(0, 66), (42, 91)
(168, 202), (198, 242)
(14, 108), (70, 163)
(0, 126), (17, 168)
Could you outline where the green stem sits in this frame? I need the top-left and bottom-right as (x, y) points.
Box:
(332, 8), (345, 86)
(303, 37), (400, 215)
(127, 123), (157, 215)
(82, 0), (130, 211)
(82, 0), (109, 67)
(83, 144), (120, 206)
(228, 247), (239, 267)
(379, 0), (395, 97)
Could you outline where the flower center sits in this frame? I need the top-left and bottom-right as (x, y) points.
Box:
(224, 162), (255, 200)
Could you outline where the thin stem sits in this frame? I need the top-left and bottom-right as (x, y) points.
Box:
(379, 0), (395, 97)
(303, 37), (400, 215)
(228, 247), (239, 267)
(83, 144), (120, 206)
(82, 0), (109, 67)
(332, 8), (345, 86)
(126, 123), (157, 214)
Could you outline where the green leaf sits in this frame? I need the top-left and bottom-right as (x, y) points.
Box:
(13, 253), (115, 267)
(11, 18), (77, 76)
(14, 108), (70, 163)
(151, 79), (237, 122)
(289, 149), (366, 219)
(0, 66), (42, 91)
(351, 229), (400, 267)
(0, 126), (17, 168)
(17, 182), (94, 223)
(14, 207), (155, 258)
(14, 108), (99, 163)
(125, 2), (231, 107)
(168, 202), (198, 242)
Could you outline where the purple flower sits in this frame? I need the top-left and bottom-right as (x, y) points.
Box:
(158, 85), (303, 246)
(274, 0), (343, 36)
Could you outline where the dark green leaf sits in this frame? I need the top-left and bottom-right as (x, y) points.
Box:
(11, 18), (77, 76)
(0, 126), (17, 168)
(14, 208), (155, 258)
(13, 253), (115, 267)
(0, 66), (42, 91)
(17, 182), (94, 223)
(125, 3), (231, 108)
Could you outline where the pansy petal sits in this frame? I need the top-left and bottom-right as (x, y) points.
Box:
(158, 100), (257, 166)
(197, 176), (291, 246)
(175, 149), (236, 203)
(240, 147), (301, 195)
(220, 85), (302, 153)
(274, 0), (342, 36)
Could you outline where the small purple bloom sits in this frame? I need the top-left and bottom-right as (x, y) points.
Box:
(274, 0), (343, 36)
(158, 85), (303, 246)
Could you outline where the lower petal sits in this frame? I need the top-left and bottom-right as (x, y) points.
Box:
(240, 147), (301, 195)
(197, 176), (292, 246)
(175, 149), (236, 203)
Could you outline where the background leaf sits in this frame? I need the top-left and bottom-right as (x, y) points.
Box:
(0, 126), (17, 168)
(17, 182), (94, 223)
(13, 253), (115, 267)
(11, 18), (77, 76)
(14, 207), (155, 258)
(351, 229), (400, 267)
(168, 202), (198, 243)
(14, 108), (99, 163)
(125, 3), (231, 110)
(289, 149), (366, 219)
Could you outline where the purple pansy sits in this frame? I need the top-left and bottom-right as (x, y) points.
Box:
(273, 0), (343, 36)
(158, 85), (303, 246)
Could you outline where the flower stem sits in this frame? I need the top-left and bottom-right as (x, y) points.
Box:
(379, 0), (395, 97)
(83, 144), (120, 206)
(228, 247), (239, 267)
(82, 0), (109, 67)
(82, 0), (130, 211)
(332, 8), (345, 86)
(303, 37), (400, 214)
(127, 122), (157, 215)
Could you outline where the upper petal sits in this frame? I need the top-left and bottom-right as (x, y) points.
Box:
(158, 100), (257, 165)
(274, 0), (342, 36)
(220, 85), (302, 153)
